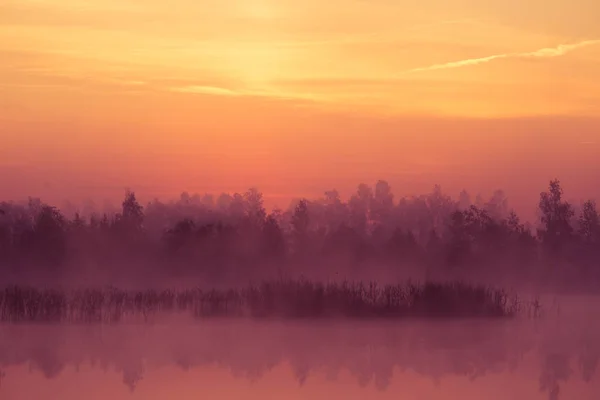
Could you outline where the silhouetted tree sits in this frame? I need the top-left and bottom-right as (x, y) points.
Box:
(575, 200), (600, 279)
(30, 205), (67, 268)
(445, 210), (472, 267)
(578, 200), (599, 244)
(458, 189), (471, 210)
(117, 190), (144, 235)
(371, 180), (394, 226)
(164, 218), (195, 254)
(348, 184), (372, 235)
(485, 189), (509, 220)
(386, 228), (420, 264)
(538, 180), (575, 257)
(262, 213), (286, 261)
(244, 188), (267, 226)
(291, 199), (310, 257)
(427, 185), (457, 235)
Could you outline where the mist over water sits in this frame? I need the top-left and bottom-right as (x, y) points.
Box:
(1, 306), (600, 400)
(1, 179), (599, 399)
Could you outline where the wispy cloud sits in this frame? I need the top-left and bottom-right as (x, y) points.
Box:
(405, 39), (600, 74)
(170, 85), (240, 96)
(169, 84), (322, 103)
(406, 18), (485, 32)
(118, 80), (146, 86)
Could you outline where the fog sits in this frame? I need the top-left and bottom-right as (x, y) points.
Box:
(1, 179), (599, 399)
(0, 179), (598, 291)
(1, 301), (599, 400)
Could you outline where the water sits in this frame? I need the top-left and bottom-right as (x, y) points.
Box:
(1, 296), (599, 400)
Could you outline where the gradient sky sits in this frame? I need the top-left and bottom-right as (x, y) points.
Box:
(1, 0), (599, 215)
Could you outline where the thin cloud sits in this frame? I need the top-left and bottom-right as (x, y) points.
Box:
(408, 54), (507, 73)
(405, 39), (600, 74)
(522, 40), (600, 57)
(171, 85), (240, 96)
(0, 83), (68, 89)
(406, 18), (484, 32)
(170, 84), (322, 103)
(118, 80), (146, 86)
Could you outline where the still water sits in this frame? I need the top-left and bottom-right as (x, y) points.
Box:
(1, 297), (599, 400)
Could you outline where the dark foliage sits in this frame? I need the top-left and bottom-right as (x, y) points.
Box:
(0, 280), (522, 323)
(0, 179), (598, 290)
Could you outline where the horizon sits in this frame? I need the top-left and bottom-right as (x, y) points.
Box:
(0, 174), (596, 224)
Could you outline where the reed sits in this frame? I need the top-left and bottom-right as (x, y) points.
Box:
(0, 280), (527, 323)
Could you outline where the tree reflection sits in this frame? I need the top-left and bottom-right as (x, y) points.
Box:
(0, 320), (598, 399)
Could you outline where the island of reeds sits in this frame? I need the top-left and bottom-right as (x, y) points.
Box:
(0, 280), (532, 323)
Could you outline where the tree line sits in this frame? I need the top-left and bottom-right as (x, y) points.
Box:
(0, 179), (598, 289)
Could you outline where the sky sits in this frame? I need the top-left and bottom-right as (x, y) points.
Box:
(1, 0), (599, 215)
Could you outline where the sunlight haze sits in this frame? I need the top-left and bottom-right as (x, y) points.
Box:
(1, 0), (599, 211)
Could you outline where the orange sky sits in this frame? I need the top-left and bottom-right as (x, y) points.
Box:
(1, 0), (600, 215)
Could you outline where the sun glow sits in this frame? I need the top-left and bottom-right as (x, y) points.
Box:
(236, 0), (278, 19)
(1, 0), (600, 209)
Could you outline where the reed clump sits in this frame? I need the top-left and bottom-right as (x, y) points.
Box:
(0, 280), (525, 323)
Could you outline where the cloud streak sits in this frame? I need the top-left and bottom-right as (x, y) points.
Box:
(169, 84), (323, 104)
(405, 39), (600, 74)
(171, 85), (240, 96)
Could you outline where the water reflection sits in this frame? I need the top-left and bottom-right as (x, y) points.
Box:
(0, 315), (599, 399)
